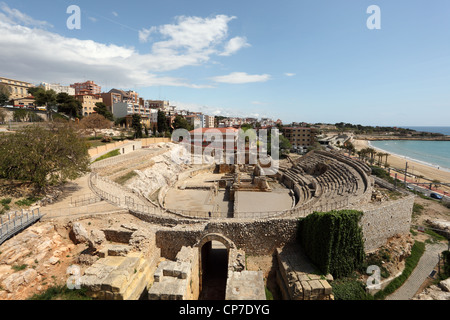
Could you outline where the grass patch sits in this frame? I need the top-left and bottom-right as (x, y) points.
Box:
(114, 171), (138, 185)
(424, 229), (447, 243)
(15, 196), (42, 207)
(331, 277), (374, 300)
(0, 198), (11, 211)
(92, 149), (120, 163)
(28, 285), (92, 300)
(12, 264), (28, 272)
(374, 241), (425, 300)
(412, 203), (424, 217)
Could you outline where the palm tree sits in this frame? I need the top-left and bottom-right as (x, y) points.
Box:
(384, 153), (390, 167)
(376, 152), (384, 166)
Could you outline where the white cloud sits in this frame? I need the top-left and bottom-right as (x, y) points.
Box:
(112, 11), (119, 17)
(151, 15), (235, 56)
(211, 72), (271, 84)
(219, 36), (250, 56)
(0, 2), (53, 28)
(0, 7), (246, 89)
(88, 17), (98, 23)
(139, 26), (156, 43)
(284, 73), (296, 77)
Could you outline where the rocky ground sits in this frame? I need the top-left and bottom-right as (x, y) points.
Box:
(0, 211), (160, 300)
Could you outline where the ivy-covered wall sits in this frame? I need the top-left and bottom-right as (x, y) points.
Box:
(298, 210), (365, 279)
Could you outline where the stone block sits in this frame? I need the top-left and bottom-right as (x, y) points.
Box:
(107, 244), (132, 257)
(308, 280), (324, 296)
(319, 280), (332, 295)
(301, 281), (311, 300)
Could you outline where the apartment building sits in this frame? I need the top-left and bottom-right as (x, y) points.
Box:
(205, 115), (215, 128)
(41, 82), (75, 95)
(100, 91), (122, 111)
(70, 81), (101, 95)
(185, 114), (202, 129)
(147, 100), (169, 110)
(75, 93), (103, 116)
(189, 127), (239, 149)
(281, 127), (316, 149)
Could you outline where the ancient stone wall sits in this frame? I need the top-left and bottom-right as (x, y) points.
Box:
(155, 219), (299, 259)
(358, 195), (415, 252)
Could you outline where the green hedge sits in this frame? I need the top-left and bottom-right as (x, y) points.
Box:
(298, 210), (365, 278)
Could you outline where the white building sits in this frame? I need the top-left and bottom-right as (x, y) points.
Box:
(41, 82), (75, 95)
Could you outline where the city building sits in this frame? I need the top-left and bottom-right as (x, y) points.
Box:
(150, 109), (158, 132)
(189, 127), (239, 149)
(41, 82), (75, 95)
(205, 115), (215, 128)
(185, 114), (202, 129)
(70, 81), (101, 96)
(0, 76), (35, 101)
(147, 100), (170, 110)
(281, 127), (317, 149)
(75, 93), (103, 116)
(100, 91), (123, 111)
(125, 114), (151, 130)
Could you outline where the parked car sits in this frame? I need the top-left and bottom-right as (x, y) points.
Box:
(430, 193), (443, 200)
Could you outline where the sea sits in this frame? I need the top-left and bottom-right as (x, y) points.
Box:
(368, 126), (450, 172)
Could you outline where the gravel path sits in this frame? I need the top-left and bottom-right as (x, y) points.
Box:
(386, 242), (447, 300)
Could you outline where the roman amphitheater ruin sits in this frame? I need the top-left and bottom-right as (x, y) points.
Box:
(0, 139), (414, 300)
(54, 139), (413, 301)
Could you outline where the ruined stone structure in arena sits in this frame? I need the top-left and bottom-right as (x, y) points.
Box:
(77, 142), (414, 300)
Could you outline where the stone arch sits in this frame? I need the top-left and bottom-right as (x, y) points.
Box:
(195, 233), (236, 299)
(195, 233), (236, 251)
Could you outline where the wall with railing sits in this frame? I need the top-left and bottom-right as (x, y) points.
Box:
(0, 208), (43, 245)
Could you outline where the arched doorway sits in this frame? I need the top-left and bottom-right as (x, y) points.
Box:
(196, 234), (235, 300)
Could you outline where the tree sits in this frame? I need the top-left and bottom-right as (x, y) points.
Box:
(0, 122), (90, 192)
(0, 108), (6, 124)
(29, 87), (57, 120)
(384, 153), (390, 167)
(56, 92), (83, 119)
(157, 110), (168, 135)
(0, 84), (10, 106)
(279, 134), (292, 156)
(131, 114), (143, 139)
(93, 102), (114, 121)
(79, 114), (112, 137)
(13, 109), (28, 122)
(172, 115), (192, 131)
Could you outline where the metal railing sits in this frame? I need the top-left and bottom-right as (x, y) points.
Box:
(89, 169), (351, 221)
(0, 208), (43, 245)
(70, 193), (102, 207)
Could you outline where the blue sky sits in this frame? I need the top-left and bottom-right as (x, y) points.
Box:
(1, 0), (450, 126)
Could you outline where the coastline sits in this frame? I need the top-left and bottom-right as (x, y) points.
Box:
(367, 141), (450, 173)
(353, 139), (450, 195)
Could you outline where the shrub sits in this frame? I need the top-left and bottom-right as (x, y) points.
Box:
(331, 278), (373, 300)
(298, 210), (365, 278)
(15, 196), (42, 207)
(28, 285), (91, 300)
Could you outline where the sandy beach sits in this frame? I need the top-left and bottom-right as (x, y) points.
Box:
(353, 139), (450, 195)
